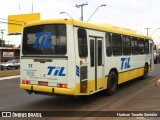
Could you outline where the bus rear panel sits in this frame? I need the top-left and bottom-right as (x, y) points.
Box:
(20, 23), (76, 95)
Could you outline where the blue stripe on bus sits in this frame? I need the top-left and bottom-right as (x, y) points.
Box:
(76, 73), (79, 77)
(76, 68), (79, 73)
(76, 65), (80, 77)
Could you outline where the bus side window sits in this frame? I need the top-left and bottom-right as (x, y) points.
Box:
(139, 39), (145, 54)
(122, 36), (131, 55)
(132, 37), (139, 55)
(90, 40), (94, 67)
(145, 40), (149, 54)
(78, 29), (88, 58)
(112, 33), (122, 56)
(105, 33), (112, 56)
(98, 40), (102, 66)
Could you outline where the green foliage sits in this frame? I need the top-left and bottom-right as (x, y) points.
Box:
(0, 39), (15, 48)
(0, 39), (5, 47)
(5, 44), (15, 48)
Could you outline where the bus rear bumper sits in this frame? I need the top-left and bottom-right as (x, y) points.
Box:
(20, 84), (75, 95)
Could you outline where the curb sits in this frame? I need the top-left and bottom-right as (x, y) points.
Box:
(0, 75), (20, 81)
(155, 78), (160, 86)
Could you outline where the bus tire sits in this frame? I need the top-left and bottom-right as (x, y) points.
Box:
(142, 64), (148, 80)
(106, 71), (118, 95)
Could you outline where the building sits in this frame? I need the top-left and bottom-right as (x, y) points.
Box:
(0, 47), (20, 62)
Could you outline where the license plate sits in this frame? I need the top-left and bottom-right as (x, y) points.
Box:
(38, 81), (48, 86)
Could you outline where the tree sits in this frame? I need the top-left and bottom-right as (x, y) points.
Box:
(0, 39), (5, 47)
(5, 44), (15, 48)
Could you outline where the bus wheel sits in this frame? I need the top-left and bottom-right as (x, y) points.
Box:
(106, 71), (118, 95)
(142, 64), (148, 80)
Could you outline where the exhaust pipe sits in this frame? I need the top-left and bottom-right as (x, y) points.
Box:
(26, 90), (33, 94)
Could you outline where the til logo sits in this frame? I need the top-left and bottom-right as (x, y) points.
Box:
(121, 57), (131, 70)
(47, 66), (66, 76)
(33, 32), (52, 49)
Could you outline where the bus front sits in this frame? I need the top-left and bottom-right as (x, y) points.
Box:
(20, 20), (75, 95)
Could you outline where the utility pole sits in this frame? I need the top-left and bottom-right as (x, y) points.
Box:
(32, 0), (33, 13)
(144, 28), (151, 36)
(76, 3), (88, 21)
(0, 29), (6, 47)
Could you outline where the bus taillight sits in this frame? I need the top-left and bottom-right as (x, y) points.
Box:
(22, 80), (29, 84)
(59, 84), (67, 88)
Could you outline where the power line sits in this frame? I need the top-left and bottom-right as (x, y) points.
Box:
(0, 21), (22, 26)
(0, 18), (25, 23)
(122, 22), (160, 27)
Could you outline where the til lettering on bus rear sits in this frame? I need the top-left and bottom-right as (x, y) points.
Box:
(47, 66), (66, 76)
(33, 32), (52, 49)
(121, 57), (131, 70)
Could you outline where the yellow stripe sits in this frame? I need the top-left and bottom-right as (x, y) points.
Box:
(118, 67), (144, 84)
(20, 84), (74, 95)
(97, 78), (103, 89)
(33, 85), (53, 93)
(54, 88), (74, 95)
(20, 84), (31, 90)
(104, 76), (108, 89)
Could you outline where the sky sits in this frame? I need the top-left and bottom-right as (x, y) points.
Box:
(1, 0), (160, 47)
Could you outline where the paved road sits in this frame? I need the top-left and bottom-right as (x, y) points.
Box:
(0, 64), (160, 120)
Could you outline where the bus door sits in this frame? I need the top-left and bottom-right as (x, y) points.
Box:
(150, 42), (154, 71)
(89, 36), (103, 91)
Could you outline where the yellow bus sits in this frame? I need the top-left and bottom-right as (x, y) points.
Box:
(20, 19), (154, 96)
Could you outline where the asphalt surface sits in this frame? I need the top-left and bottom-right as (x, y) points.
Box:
(0, 64), (160, 120)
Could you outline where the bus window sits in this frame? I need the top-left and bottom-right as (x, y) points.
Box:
(22, 24), (67, 55)
(90, 40), (94, 67)
(98, 40), (102, 66)
(145, 40), (149, 54)
(139, 39), (145, 54)
(112, 33), (122, 56)
(78, 29), (88, 58)
(105, 33), (112, 56)
(132, 37), (139, 55)
(122, 36), (131, 55)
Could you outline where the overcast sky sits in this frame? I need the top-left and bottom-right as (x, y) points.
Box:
(1, 0), (160, 46)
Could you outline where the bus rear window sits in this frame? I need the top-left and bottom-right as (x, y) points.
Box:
(22, 24), (66, 55)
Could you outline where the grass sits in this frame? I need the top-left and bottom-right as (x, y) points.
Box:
(0, 69), (20, 78)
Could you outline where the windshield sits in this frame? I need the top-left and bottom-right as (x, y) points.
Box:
(22, 24), (67, 55)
